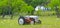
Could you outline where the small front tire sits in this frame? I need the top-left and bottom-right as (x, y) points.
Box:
(37, 20), (41, 24)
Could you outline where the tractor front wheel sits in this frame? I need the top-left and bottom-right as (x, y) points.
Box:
(37, 20), (41, 24)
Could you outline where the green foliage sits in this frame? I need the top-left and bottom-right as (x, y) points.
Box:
(24, 0), (48, 8)
(11, 0), (34, 15)
(0, 0), (34, 15)
(0, 0), (8, 6)
(48, 0), (60, 8)
(0, 0), (60, 15)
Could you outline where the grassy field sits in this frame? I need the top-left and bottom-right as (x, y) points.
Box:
(0, 16), (60, 28)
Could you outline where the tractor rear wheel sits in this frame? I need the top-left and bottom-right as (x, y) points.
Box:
(18, 18), (25, 25)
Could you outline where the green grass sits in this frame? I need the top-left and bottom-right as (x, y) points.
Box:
(0, 16), (60, 28)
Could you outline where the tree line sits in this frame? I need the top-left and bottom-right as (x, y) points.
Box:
(0, 0), (60, 18)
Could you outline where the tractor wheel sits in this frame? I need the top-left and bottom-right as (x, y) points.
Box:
(18, 18), (25, 25)
(38, 20), (41, 24)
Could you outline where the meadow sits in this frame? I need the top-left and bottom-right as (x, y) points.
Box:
(0, 15), (60, 28)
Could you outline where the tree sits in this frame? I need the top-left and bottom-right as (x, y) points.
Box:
(0, 0), (8, 18)
(23, 0), (50, 15)
(23, 0), (48, 8)
(48, 0), (60, 17)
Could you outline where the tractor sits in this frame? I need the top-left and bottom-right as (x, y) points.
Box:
(18, 16), (41, 25)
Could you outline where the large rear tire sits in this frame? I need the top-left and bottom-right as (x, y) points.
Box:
(18, 18), (25, 25)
